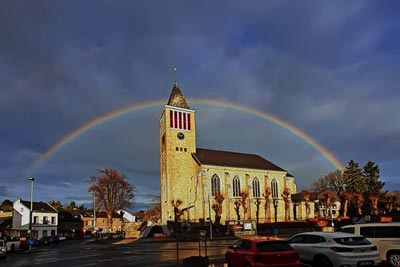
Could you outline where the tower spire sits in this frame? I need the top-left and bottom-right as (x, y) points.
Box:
(167, 67), (190, 109)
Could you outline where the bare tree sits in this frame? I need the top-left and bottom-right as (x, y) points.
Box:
(144, 195), (161, 223)
(0, 199), (13, 212)
(340, 190), (353, 218)
(254, 199), (261, 225)
(171, 199), (183, 221)
(301, 190), (311, 220)
(240, 191), (249, 220)
(312, 169), (345, 194)
(320, 190), (338, 218)
(353, 193), (364, 216)
(87, 169), (135, 231)
(263, 187), (271, 223)
(281, 188), (291, 221)
(384, 192), (397, 214)
(211, 192), (225, 226)
(234, 201), (241, 222)
(368, 195), (379, 216)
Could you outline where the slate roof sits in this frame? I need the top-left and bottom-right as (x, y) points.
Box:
(193, 148), (288, 172)
(167, 82), (190, 109)
(20, 200), (57, 213)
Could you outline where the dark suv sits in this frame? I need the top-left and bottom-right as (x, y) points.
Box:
(36, 236), (60, 246)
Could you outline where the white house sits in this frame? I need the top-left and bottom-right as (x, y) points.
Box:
(12, 199), (58, 239)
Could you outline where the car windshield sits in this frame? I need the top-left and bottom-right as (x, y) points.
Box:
(333, 236), (371, 246)
(257, 241), (293, 252)
(339, 227), (355, 234)
(0, 240), (4, 246)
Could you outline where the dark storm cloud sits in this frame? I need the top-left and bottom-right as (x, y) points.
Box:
(0, 186), (9, 197)
(0, 1), (399, 207)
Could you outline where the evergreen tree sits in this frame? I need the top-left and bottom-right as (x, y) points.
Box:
(343, 160), (367, 194)
(363, 161), (385, 195)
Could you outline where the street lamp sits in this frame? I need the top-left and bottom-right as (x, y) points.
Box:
(28, 177), (35, 252)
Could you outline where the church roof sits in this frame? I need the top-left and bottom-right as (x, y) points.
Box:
(167, 82), (190, 109)
(193, 148), (288, 173)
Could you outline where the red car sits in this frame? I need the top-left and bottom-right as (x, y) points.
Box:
(225, 237), (301, 267)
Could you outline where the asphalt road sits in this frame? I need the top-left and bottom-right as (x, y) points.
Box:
(0, 237), (393, 267)
(0, 238), (233, 267)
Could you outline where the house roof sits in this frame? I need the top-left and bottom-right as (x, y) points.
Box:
(95, 211), (122, 219)
(192, 148), (288, 173)
(167, 82), (190, 109)
(290, 191), (342, 202)
(20, 200), (57, 213)
(56, 207), (84, 222)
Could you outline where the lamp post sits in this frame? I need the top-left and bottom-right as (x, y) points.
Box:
(93, 193), (96, 231)
(28, 177), (35, 252)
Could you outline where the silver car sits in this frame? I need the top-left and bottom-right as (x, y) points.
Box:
(288, 231), (380, 267)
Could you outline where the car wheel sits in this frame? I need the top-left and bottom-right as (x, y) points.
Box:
(313, 256), (332, 267)
(388, 252), (400, 267)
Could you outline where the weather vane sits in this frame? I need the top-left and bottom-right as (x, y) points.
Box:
(173, 67), (177, 82)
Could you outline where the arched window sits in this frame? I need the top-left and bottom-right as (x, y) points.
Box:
(252, 177), (260, 198)
(271, 179), (279, 199)
(211, 174), (220, 197)
(232, 176), (241, 197)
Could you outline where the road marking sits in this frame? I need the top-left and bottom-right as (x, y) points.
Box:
(74, 263), (98, 267)
(99, 255), (142, 262)
(31, 253), (104, 264)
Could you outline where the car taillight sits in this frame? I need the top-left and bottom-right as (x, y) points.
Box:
(330, 247), (353, 252)
(253, 255), (263, 262)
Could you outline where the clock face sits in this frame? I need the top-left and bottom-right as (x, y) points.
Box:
(177, 132), (185, 140)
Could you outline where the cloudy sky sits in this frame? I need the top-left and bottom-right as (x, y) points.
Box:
(1, 1), (399, 211)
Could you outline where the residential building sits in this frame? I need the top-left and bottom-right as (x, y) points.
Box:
(81, 211), (123, 233)
(57, 208), (84, 239)
(12, 199), (58, 239)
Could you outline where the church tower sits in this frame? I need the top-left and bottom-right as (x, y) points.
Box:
(159, 81), (196, 223)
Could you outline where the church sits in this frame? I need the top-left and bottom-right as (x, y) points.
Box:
(159, 81), (297, 224)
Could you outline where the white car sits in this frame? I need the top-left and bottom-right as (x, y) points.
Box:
(340, 222), (400, 267)
(288, 231), (381, 267)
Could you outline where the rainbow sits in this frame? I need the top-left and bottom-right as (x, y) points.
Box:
(29, 98), (344, 173)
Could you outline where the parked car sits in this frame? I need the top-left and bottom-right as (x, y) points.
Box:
(340, 222), (400, 267)
(225, 237), (301, 267)
(0, 239), (6, 259)
(288, 231), (380, 267)
(36, 236), (60, 246)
